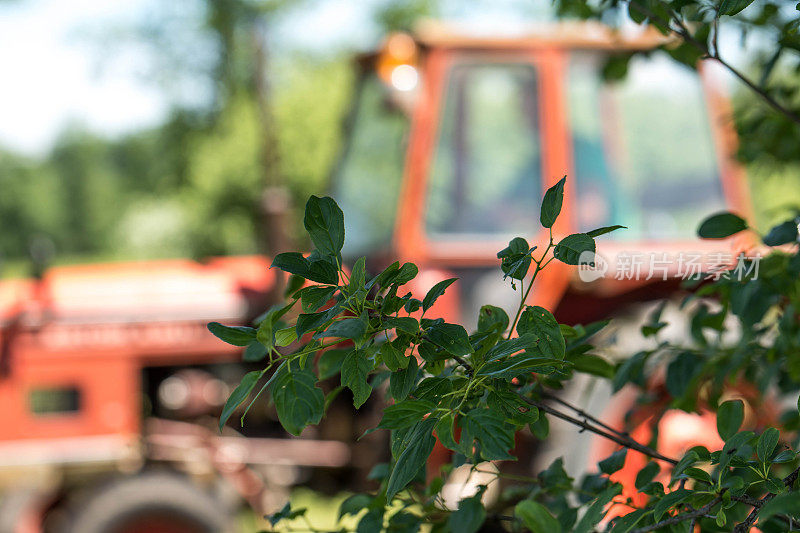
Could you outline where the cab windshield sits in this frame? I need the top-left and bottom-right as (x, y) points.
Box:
(568, 52), (726, 240)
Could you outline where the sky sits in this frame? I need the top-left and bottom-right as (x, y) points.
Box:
(0, 0), (748, 157)
(0, 0), (170, 154)
(0, 0), (380, 155)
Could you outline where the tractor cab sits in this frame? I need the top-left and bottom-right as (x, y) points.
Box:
(333, 22), (750, 326)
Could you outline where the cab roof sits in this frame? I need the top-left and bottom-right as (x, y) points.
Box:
(412, 19), (672, 51)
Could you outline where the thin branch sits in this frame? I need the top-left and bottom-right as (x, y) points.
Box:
(630, 495), (723, 533)
(733, 466), (800, 532)
(452, 355), (474, 377)
(517, 392), (679, 465)
(626, 0), (800, 126)
(541, 391), (634, 443)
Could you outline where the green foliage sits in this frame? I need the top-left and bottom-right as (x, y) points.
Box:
(540, 175), (566, 228)
(697, 211), (749, 239)
(214, 181), (800, 532)
(0, 56), (352, 269)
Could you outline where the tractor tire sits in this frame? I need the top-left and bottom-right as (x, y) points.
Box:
(64, 471), (232, 533)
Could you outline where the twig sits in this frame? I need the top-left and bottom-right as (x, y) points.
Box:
(451, 355), (474, 377)
(517, 392), (679, 465)
(630, 495), (723, 533)
(626, 0), (800, 126)
(733, 466), (800, 532)
(541, 391), (634, 443)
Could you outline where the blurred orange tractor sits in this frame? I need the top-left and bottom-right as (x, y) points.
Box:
(0, 22), (751, 532)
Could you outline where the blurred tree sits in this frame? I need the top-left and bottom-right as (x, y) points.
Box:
(375, 0), (437, 32)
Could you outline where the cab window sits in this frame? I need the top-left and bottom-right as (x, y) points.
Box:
(425, 63), (542, 240)
(568, 52), (725, 240)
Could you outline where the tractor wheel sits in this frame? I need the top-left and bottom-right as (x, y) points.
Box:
(64, 471), (232, 533)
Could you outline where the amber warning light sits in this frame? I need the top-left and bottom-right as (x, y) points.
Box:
(377, 33), (419, 92)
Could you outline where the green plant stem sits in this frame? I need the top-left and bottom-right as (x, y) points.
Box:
(507, 228), (554, 339)
(630, 494), (723, 533)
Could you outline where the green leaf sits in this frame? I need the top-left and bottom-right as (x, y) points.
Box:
(389, 357), (418, 401)
(356, 509), (383, 533)
(271, 252), (339, 285)
(568, 353), (613, 378)
(666, 351), (699, 397)
(315, 314), (367, 341)
(488, 389), (538, 424)
(349, 256), (366, 291)
(485, 334), (539, 361)
(317, 348), (349, 380)
(717, 399), (744, 441)
(271, 252), (312, 278)
(573, 484), (622, 533)
(425, 322), (473, 357)
(435, 413), (460, 451)
(462, 409), (516, 460)
(447, 494), (486, 533)
(553, 233), (595, 266)
(697, 211), (748, 239)
(758, 492), (800, 521)
(540, 176), (566, 228)
(653, 488), (691, 522)
(377, 399), (435, 431)
(380, 342), (409, 372)
(383, 316), (420, 335)
(296, 304), (340, 338)
(478, 305), (509, 334)
(763, 220), (799, 246)
(587, 225), (626, 238)
(386, 418), (437, 500)
(764, 475), (785, 494)
(388, 511), (422, 533)
(719, 431), (755, 471)
(268, 502), (307, 527)
(274, 326), (297, 347)
(272, 363), (325, 436)
(243, 341), (268, 362)
(609, 509), (647, 533)
(304, 195), (345, 257)
(757, 427), (780, 462)
(497, 237), (533, 280)
(477, 354), (565, 378)
(207, 322), (257, 347)
(219, 370), (262, 431)
(341, 349), (373, 408)
(516, 500), (561, 533)
(422, 277), (458, 312)
(635, 462), (660, 489)
(684, 467), (712, 485)
(530, 414), (549, 439)
(256, 316), (274, 353)
(671, 450), (699, 481)
(338, 493), (372, 518)
(300, 285), (337, 312)
(393, 262), (419, 286)
(719, 0), (755, 15)
(599, 449), (627, 475)
(518, 306), (566, 358)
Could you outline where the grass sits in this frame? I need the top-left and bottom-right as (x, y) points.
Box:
(237, 488), (359, 532)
